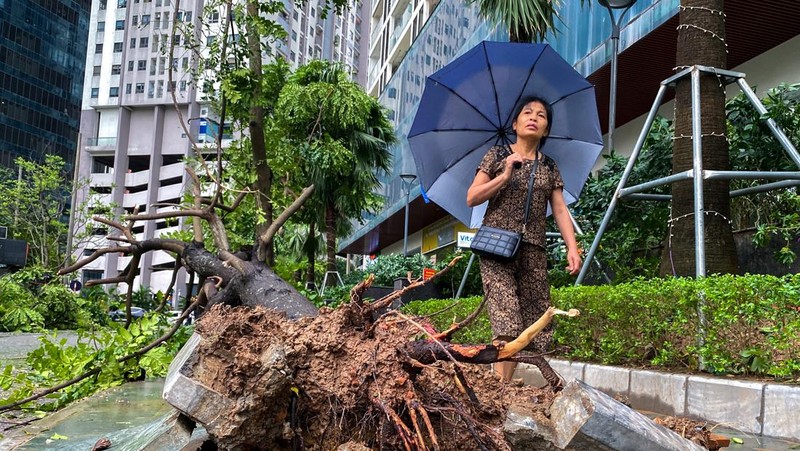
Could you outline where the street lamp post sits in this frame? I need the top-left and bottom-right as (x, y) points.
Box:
(598, 0), (637, 154)
(400, 174), (417, 256)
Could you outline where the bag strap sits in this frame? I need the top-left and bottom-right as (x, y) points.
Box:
(520, 150), (539, 235)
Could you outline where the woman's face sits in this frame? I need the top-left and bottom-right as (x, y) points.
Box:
(513, 101), (549, 142)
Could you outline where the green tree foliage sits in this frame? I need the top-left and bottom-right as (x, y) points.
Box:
(0, 156), (72, 269)
(0, 316), (193, 411)
(0, 266), (104, 331)
(728, 83), (800, 264)
(273, 61), (395, 282)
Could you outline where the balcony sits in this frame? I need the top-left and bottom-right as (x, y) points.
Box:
(159, 162), (185, 180)
(90, 173), (114, 186)
(158, 184), (183, 202)
(86, 137), (117, 149)
(125, 169), (150, 187)
(123, 190), (148, 208)
(152, 249), (177, 266)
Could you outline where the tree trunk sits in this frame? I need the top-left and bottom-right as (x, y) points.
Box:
(246, 1), (274, 264)
(661, 0), (738, 277)
(306, 221), (316, 286)
(325, 201), (337, 286)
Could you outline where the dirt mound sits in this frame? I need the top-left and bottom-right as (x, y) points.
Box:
(193, 304), (555, 450)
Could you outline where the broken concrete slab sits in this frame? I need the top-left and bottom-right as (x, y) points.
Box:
(163, 333), (234, 432)
(548, 380), (705, 450)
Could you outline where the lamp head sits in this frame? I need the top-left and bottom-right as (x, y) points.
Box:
(400, 173), (417, 184)
(598, 0), (636, 8)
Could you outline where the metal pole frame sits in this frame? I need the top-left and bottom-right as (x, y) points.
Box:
(575, 65), (800, 285)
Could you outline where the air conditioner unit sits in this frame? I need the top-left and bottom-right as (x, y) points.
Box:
(0, 226), (7, 240)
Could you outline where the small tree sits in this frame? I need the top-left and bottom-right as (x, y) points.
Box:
(0, 156), (73, 269)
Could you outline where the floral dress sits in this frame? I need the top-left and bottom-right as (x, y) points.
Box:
(476, 145), (564, 352)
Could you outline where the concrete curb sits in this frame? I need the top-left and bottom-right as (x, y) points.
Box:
(515, 359), (800, 442)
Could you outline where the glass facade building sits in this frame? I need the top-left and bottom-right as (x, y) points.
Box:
(0, 0), (91, 170)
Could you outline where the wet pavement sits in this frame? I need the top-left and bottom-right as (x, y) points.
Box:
(1, 379), (173, 450)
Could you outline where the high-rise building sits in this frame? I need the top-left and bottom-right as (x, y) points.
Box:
(340, 0), (800, 260)
(73, 0), (370, 301)
(0, 0), (91, 170)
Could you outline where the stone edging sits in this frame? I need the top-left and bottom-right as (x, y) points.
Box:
(515, 359), (800, 442)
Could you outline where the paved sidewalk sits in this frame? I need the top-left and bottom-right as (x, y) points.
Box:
(0, 331), (79, 361)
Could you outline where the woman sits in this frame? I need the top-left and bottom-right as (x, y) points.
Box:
(466, 96), (581, 384)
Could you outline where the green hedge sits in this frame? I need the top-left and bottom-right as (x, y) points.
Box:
(403, 274), (800, 379)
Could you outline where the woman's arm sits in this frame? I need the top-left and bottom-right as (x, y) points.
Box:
(551, 188), (582, 275)
(466, 153), (523, 206)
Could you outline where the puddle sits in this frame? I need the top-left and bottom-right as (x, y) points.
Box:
(9, 379), (172, 450)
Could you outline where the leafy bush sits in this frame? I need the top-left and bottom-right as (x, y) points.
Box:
(553, 274), (800, 378)
(402, 275), (800, 379)
(402, 296), (491, 344)
(363, 253), (432, 286)
(0, 267), (104, 330)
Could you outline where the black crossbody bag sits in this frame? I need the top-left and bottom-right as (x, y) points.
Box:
(470, 152), (539, 262)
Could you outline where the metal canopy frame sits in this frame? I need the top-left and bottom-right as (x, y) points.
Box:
(576, 65), (800, 284)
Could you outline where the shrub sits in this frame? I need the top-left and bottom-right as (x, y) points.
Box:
(402, 274), (800, 379)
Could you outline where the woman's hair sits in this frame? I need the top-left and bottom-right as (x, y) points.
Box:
(512, 96), (553, 149)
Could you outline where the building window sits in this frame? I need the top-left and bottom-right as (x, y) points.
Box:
(291, 31), (297, 41)
(206, 35), (216, 45)
(83, 270), (104, 283)
(150, 58), (156, 75)
(128, 60), (134, 71)
(136, 83), (145, 93)
(97, 21), (106, 31)
(117, 0), (127, 8)
(95, 44), (103, 53)
(209, 10), (219, 23)
(136, 60), (146, 70)
(99, 0), (107, 10)
(130, 38), (136, 48)
(141, 14), (150, 25)
(109, 87), (119, 97)
(125, 83), (132, 94)
(111, 64), (121, 75)
(139, 37), (149, 47)
(182, 57), (189, 69)
(179, 80), (186, 91)
(91, 88), (99, 98)
(116, 20), (125, 30)
(113, 42), (123, 52)
(148, 81), (155, 97)
(93, 65), (101, 76)
(132, 15), (138, 25)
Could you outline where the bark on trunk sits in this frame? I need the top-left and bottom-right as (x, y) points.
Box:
(181, 242), (317, 319)
(661, 0), (738, 277)
(246, 1), (274, 264)
(325, 201), (337, 286)
(306, 221), (316, 286)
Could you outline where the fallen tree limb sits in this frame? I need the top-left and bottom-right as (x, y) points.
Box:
(0, 298), (201, 415)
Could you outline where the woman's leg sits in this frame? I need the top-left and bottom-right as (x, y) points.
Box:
(479, 257), (523, 381)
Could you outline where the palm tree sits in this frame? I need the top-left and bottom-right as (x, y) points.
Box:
(279, 62), (395, 286)
(661, 0), (738, 276)
(468, 0), (561, 42)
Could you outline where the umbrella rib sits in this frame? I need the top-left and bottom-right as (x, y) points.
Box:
(483, 43), (504, 135)
(550, 84), (595, 107)
(426, 84), (501, 131)
(501, 48), (546, 131)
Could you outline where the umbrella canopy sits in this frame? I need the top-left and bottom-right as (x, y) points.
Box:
(408, 41), (603, 228)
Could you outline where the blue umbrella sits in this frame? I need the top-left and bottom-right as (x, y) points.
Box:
(408, 41), (603, 228)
